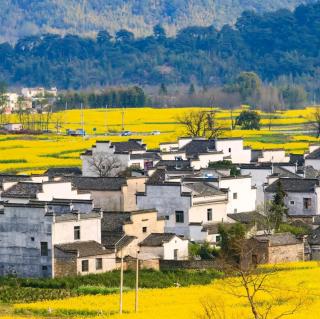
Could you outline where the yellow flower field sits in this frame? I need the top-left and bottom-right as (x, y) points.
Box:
(11, 262), (320, 319)
(0, 106), (319, 173)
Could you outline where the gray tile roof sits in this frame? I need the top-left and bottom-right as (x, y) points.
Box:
(0, 174), (31, 190)
(265, 178), (319, 193)
(112, 140), (146, 153)
(68, 177), (127, 191)
(227, 211), (266, 225)
(102, 232), (136, 249)
(55, 241), (113, 257)
(272, 167), (301, 179)
(130, 152), (161, 160)
(45, 167), (82, 177)
(146, 168), (167, 185)
(180, 139), (217, 158)
(2, 182), (43, 198)
(101, 212), (131, 232)
(139, 233), (177, 247)
(305, 148), (320, 160)
(253, 233), (302, 246)
(155, 160), (191, 170)
(183, 182), (224, 197)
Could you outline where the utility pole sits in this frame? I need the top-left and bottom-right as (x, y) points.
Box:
(121, 107), (125, 132)
(119, 249), (124, 314)
(135, 251), (139, 313)
(105, 104), (108, 134)
(81, 102), (85, 139)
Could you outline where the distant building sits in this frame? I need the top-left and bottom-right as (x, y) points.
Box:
(3, 123), (23, 132)
(21, 87), (57, 98)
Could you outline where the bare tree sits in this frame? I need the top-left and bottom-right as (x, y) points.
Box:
(88, 152), (122, 177)
(176, 110), (223, 139)
(308, 106), (320, 138)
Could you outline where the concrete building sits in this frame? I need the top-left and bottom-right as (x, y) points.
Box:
(264, 178), (320, 216)
(251, 149), (290, 163)
(305, 145), (320, 171)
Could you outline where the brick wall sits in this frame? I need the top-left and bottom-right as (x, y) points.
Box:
(54, 257), (77, 278)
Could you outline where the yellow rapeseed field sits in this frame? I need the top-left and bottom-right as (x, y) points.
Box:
(11, 262), (320, 319)
(0, 107), (319, 173)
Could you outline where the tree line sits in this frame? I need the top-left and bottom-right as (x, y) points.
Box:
(1, 1), (320, 99)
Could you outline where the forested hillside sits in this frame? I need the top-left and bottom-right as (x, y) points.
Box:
(0, 0), (315, 43)
(1, 2), (320, 91)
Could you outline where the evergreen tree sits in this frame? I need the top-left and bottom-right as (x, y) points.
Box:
(159, 83), (168, 95)
(270, 180), (288, 231)
(188, 83), (195, 96)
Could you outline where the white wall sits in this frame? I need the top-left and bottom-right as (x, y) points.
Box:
(53, 217), (101, 245)
(77, 254), (116, 275)
(305, 159), (320, 171)
(215, 139), (251, 164)
(258, 150), (290, 163)
(191, 152), (224, 169)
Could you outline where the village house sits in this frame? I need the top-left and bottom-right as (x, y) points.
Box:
(3, 123), (23, 132)
(240, 163), (301, 206)
(159, 137), (251, 167)
(0, 180), (91, 203)
(264, 178), (320, 216)
(136, 168), (230, 242)
(251, 149), (290, 163)
(81, 140), (160, 177)
(65, 176), (146, 211)
(101, 209), (188, 261)
(242, 233), (304, 268)
(0, 201), (116, 278)
(305, 144), (320, 171)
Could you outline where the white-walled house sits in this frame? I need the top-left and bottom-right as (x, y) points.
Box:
(305, 145), (320, 171)
(264, 178), (320, 216)
(81, 140), (160, 176)
(0, 180), (91, 203)
(136, 169), (229, 242)
(139, 233), (189, 260)
(252, 149), (290, 163)
(159, 137), (251, 166)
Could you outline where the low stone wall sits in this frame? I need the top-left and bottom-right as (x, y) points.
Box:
(159, 260), (216, 270)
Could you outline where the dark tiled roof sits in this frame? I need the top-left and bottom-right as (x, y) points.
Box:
(139, 233), (177, 247)
(202, 223), (234, 235)
(183, 182), (224, 197)
(305, 148), (320, 160)
(304, 166), (320, 179)
(254, 233), (302, 246)
(2, 182), (43, 198)
(146, 168), (167, 185)
(102, 232), (136, 249)
(0, 174), (31, 190)
(180, 139), (216, 158)
(113, 140), (145, 153)
(265, 178), (319, 193)
(289, 154), (305, 166)
(272, 167), (301, 179)
(228, 211), (266, 225)
(68, 177), (127, 191)
(45, 167), (82, 177)
(156, 160), (191, 170)
(101, 212), (131, 232)
(55, 241), (113, 257)
(130, 152), (161, 160)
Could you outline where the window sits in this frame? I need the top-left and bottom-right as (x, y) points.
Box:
(74, 226), (81, 240)
(131, 163), (141, 169)
(233, 193), (237, 199)
(142, 226), (147, 233)
(234, 208), (237, 213)
(207, 209), (212, 221)
(42, 265), (48, 271)
(290, 200), (295, 205)
(174, 249), (178, 260)
(216, 235), (221, 243)
(31, 237), (35, 242)
(165, 215), (170, 220)
(228, 148), (231, 153)
(96, 258), (103, 270)
(303, 198), (312, 210)
(40, 242), (48, 256)
(175, 211), (184, 223)
(82, 260), (89, 272)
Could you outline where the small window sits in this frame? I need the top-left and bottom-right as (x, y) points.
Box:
(216, 235), (221, 243)
(40, 242), (48, 256)
(207, 208), (212, 221)
(175, 211), (184, 223)
(233, 193), (237, 199)
(142, 226), (147, 233)
(96, 258), (103, 270)
(228, 148), (231, 153)
(31, 237), (35, 242)
(165, 215), (170, 220)
(82, 260), (89, 272)
(74, 226), (81, 240)
(42, 265), (48, 271)
(303, 198), (312, 210)
(290, 200), (295, 205)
